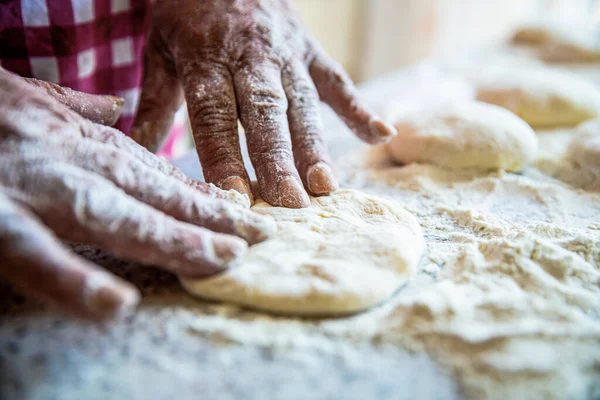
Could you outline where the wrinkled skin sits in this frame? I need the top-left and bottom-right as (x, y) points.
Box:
(130, 0), (397, 208)
(0, 67), (275, 320)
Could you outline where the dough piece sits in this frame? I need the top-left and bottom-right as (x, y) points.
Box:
(512, 22), (600, 63)
(181, 190), (425, 316)
(569, 126), (600, 167)
(533, 121), (600, 191)
(474, 67), (600, 128)
(512, 23), (557, 45)
(386, 101), (538, 172)
(567, 120), (600, 186)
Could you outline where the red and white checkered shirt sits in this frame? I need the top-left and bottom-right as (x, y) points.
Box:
(0, 0), (187, 158)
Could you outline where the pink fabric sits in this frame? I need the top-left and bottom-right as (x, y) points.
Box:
(0, 0), (187, 158)
(157, 123), (185, 158)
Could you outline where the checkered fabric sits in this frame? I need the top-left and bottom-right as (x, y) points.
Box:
(0, 0), (166, 141)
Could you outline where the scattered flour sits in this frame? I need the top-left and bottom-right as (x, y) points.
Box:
(170, 57), (600, 399)
(164, 139), (600, 399)
(330, 129), (600, 398)
(3, 50), (600, 400)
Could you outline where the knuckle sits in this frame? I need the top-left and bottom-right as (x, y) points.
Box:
(251, 142), (294, 166)
(70, 182), (143, 240)
(291, 81), (319, 106)
(329, 68), (348, 87)
(295, 134), (323, 151)
(314, 56), (349, 87)
(246, 86), (287, 110)
(199, 145), (243, 171)
(191, 97), (238, 133)
(234, 41), (282, 70)
(236, 61), (287, 112)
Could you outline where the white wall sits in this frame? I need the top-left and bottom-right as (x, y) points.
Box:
(296, 0), (597, 82)
(295, 0), (364, 80)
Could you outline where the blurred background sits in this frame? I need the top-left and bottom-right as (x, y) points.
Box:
(295, 0), (600, 82)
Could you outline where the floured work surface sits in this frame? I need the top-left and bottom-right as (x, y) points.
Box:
(2, 49), (600, 400)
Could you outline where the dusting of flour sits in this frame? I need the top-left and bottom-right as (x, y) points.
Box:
(168, 141), (600, 399)
(335, 144), (600, 399)
(170, 58), (600, 398)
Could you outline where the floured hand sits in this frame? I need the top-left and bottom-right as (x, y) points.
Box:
(130, 0), (397, 208)
(0, 67), (275, 320)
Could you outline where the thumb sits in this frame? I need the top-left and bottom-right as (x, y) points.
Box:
(23, 77), (124, 127)
(129, 32), (184, 153)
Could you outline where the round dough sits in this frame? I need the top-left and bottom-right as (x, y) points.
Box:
(513, 23), (558, 45)
(513, 22), (600, 63)
(474, 67), (600, 128)
(386, 101), (538, 172)
(181, 189), (425, 316)
(568, 119), (600, 179)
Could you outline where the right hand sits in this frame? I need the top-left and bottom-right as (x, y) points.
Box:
(130, 0), (398, 208)
(0, 67), (275, 320)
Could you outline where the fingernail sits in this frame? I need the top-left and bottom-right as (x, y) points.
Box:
(369, 117), (398, 142)
(307, 162), (339, 195)
(212, 235), (248, 266)
(107, 95), (125, 110)
(85, 277), (140, 320)
(278, 177), (311, 208)
(221, 176), (254, 205)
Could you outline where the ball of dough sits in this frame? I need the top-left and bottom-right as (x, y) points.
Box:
(513, 22), (600, 63)
(181, 190), (425, 316)
(568, 120), (600, 176)
(474, 67), (600, 128)
(513, 23), (556, 45)
(386, 101), (538, 172)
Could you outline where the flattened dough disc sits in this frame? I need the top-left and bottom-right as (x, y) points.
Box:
(181, 189), (425, 316)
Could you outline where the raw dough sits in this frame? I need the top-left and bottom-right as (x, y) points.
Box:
(386, 101), (538, 172)
(513, 21), (600, 63)
(570, 118), (600, 165)
(474, 67), (600, 127)
(534, 120), (600, 191)
(181, 189), (425, 316)
(567, 119), (600, 188)
(513, 22), (560, 45)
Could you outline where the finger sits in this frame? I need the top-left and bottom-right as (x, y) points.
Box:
(0, 190), (139, 320)
(2, 162), (248, 278)
(23, 77), (124, 126)
(82, 124), (250, 208)
(65, 138), (274, 244)
(234, 60), (310, 208)
(180, 61), (253, 202)
(130, 32), (184, 153)
(0, 66), (248, 208)
(282, 61), (338, 196)
(309, 52), (397, 144)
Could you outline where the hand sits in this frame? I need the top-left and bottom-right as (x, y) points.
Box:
(130, 0), (397, 208)
(0, 67), (275, 320)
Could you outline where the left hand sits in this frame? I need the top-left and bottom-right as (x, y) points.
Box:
(130, 0), (396, 208)
(0, 67), (274, 320)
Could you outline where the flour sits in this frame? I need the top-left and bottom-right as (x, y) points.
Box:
(175, 132), (600, 398)
(336, 136), (600, 398)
